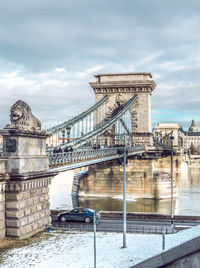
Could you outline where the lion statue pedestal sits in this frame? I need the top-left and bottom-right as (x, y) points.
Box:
(0, 100), (55, 239)
(0, 100), (50, 178)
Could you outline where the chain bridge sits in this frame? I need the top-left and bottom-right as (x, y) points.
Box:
(0, 72), (177, 239)
(45, 72), (174, 171)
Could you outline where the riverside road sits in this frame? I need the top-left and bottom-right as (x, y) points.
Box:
(51, 217), (199, 234)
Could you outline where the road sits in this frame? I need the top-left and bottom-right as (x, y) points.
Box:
(51, 217), (199, 234)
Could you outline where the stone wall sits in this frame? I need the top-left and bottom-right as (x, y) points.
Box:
(5, 176), (51, 239)
(78, 156), (181, 200)
(130, 230), (200, 268)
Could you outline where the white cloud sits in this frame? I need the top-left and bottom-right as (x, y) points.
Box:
(0, 1), (200, 127)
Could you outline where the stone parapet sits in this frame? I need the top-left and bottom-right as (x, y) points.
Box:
(130, 230), (200, 268)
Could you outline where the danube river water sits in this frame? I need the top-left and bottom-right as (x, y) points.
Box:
(49, 166), (200, 216)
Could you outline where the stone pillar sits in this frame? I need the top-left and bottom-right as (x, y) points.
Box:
(0, 100), (56, 238)
(77, 158), (176, 200)
(5, 176), (51, 238)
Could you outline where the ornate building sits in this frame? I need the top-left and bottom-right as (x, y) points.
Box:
(154, 123), (180, 147)
(154, 120), (200, 150)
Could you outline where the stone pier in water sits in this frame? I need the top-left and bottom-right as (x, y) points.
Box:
(72, 156), (182, 200)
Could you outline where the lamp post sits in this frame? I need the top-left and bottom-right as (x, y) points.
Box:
(62, 130), (65, 145)
(93, 210), (97, 268)
(170, 135), (174, 229)
(105, 131), (108, 147)
(122, 145), (127, 248)
(66, 126), (71, 143)
(117, 145), (127, 248)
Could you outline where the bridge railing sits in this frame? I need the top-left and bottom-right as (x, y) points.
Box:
(47, 146), (145, 167)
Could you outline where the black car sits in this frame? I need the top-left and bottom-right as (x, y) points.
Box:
(57, 207), (100, 223)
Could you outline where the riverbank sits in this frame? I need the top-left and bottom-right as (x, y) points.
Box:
(0, 231), (51, 255)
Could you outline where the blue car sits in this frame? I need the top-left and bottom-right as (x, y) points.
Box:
(57, 207), (100, 223)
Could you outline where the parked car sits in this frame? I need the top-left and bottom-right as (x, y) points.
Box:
(57, 207), (100, 223)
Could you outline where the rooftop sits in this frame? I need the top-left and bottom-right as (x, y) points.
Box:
(155, 123), (180, 128)
(94, 72), (153, 83)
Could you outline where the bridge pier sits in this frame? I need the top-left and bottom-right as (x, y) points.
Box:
(5, 175), (52, 238)
(0, 100), (56, 239)
(75, 156), (180, 200)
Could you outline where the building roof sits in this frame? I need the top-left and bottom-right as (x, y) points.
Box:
(155, 123), (179, 129)
(94, 72), (152, 78)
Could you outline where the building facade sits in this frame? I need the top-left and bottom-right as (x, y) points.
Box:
(179, 120), (200, 149)
(154, 120), (200, 151)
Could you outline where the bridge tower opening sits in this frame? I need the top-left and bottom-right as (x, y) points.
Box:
(89, 72), (156, 145)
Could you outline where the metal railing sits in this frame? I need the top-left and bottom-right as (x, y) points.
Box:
(51, 222), (173, 234)
(55, 95), (137, 150)
(46, 95), (108, 135)
(48, 146), (145, 167)
(153, 131), (173, 150)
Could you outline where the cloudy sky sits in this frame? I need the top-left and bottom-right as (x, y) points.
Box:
(0, 0), (200, 129)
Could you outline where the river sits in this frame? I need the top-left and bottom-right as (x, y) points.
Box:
(49, 166), (200, 216)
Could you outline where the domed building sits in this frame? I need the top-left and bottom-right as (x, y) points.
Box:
(188, 119), (198, 132)
(154, 120), (200, 151)
(179, 119), (200, 149)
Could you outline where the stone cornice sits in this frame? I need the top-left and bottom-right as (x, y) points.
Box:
(0, 128), (49, 139)
(94, 72), (153, 78)
(89, 81), (156, 94)
(9, 170), (57, 181)
(5, 176), (52, 192)
(90, 85), (155, 94)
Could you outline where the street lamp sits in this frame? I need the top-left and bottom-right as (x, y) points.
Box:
(105, 130), (109, 147)
(66, 126), (71, 143)
(170, 135), (174, 230)
(117, 146), (128, 248)
(62, 130), (65, 145)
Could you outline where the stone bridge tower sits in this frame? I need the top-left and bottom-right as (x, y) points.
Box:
(89, 72), (156, 145)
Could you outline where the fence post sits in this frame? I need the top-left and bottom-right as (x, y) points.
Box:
(94, 210), (97, 268)
(162, 226), (165, 250)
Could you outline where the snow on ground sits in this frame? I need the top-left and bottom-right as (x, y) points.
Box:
(1, 225), (200, 268)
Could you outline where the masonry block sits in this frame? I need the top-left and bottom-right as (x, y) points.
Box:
(5, 176), (52, 239)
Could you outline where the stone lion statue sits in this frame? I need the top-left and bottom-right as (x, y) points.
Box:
(8, 100), (41, 131)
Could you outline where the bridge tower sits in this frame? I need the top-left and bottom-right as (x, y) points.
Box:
(89, 72), (156, 145)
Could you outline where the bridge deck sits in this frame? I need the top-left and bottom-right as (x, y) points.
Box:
(49, 146), (145, 172)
